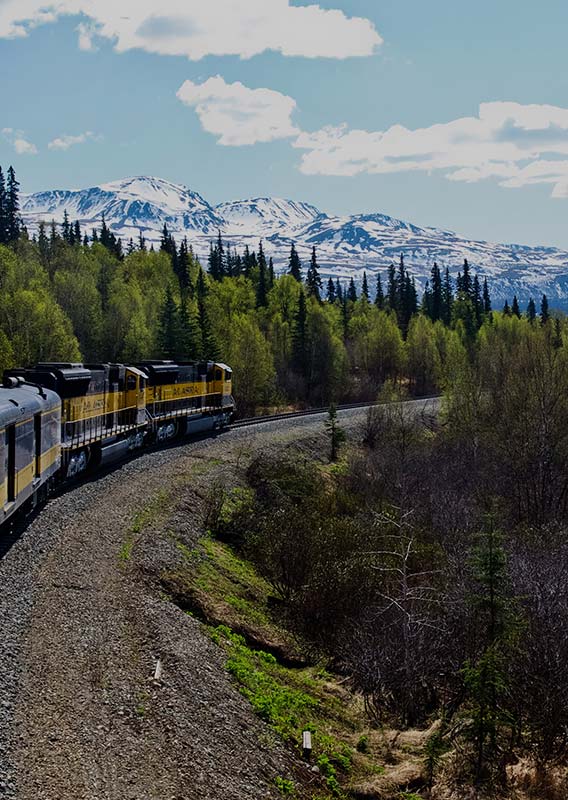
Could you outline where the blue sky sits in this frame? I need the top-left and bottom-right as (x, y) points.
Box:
(1, 0), (568, 248)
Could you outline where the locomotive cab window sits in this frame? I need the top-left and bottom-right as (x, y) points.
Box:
(126, 375), (137, 391)
(215, 369), (223, 381)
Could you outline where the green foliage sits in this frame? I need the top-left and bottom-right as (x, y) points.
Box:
(274, 776), (296, 796)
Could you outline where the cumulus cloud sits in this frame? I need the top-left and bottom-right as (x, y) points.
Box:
(293, 102), (568, 197)
(48, 131), (98, 150)
(2, 128), (38, 155)
(177, 76), (299, 146)
(0, 1), (382, 59)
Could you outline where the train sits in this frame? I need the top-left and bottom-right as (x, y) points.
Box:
(0, 359), (234, 526)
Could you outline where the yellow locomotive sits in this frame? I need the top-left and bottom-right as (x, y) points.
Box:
(1, 359), (234, 524)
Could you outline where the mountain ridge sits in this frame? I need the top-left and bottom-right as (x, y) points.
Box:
(21, 175), (568, 306)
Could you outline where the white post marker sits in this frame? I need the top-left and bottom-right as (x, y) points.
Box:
(154, 659), (163, 681)
(302, 730), (312, 761)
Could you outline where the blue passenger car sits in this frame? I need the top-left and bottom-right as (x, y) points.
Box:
(0, 379), (61, 524)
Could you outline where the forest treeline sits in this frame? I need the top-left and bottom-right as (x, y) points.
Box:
(0, 165), (557, 416)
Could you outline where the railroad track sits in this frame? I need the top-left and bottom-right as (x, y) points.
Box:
(229, 395), (440, 429)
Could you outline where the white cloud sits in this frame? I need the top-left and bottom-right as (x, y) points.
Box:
(2, 127), (38, 155)
(293, 102), (568, 197)
(177, 76), (299, 146)
(48, 131), (98, 150)
(0, 1), (382, 59)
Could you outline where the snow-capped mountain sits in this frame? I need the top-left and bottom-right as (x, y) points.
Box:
(21, 176), (568, 307)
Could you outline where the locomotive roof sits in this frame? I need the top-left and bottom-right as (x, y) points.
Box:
(0, 382), (60, 428)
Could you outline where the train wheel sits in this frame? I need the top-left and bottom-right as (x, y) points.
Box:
(66, 448), (90, 478)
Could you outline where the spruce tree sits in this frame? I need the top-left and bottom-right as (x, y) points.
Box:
(243, 245), (253, 279)
(159, 286), (181, 358)
(74, 220), (81, 244)
(387, 263), (397, 313)
(178, 295), (201, 360)
(422, 280), (433, 319)
(526, 298), (536, 322)
(464, 520), (519, 783)
(335, 278), (343, 303)
(503, 300), (511, 316)
(61, 210), (70, 243)
(461, 258), (472, 297)
(306, 246), (322, 302)
(0, 166), (7, 244)
(473, 275), (483, 326)
(361, 271), (369, 300)
(138, 230), (147, 251)
(38, 222), (49, 265)
(268, 256), (275, 288)
(482, 278), (491, 315)
(292, 290), (308, 380)
(347, 277), (357, 302)
(511, 295), (521, 318)
(256, 240), (268, 308)
(288, 242), (302, 282)
(430, 262), (443, 321)
(441, 268), (454, 326)
(374, 273), (384, 309)
(326, 277), (336, 303)
(540, 294), (550, 325)
(6, 166), (20, 242)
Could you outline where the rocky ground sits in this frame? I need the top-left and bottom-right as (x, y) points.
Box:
(0, 405), (444, 800)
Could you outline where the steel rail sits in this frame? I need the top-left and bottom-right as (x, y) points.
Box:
(229, 395), (440, 429)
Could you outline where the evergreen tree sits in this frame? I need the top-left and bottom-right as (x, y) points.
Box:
(159, 286), (181, 358)
(335, 278), (343, 303)
(464, 520), (519, 783)
(178, 295), (201, 360)
(288, 242), (302, 282)
(540, 294), (550, 325)
(62, 215), (70, 243)
(326, 277), (336, 303)
(511, 295), (521, 318)
(461, 258), (472, 297)
(177, 237), (192, 293)
(243, 245), (253, 279)
(374, 272), (384, 309)
(347, 277), (358, 303)
(0, 166), (6, 244)
(38, 221), (49, 266)
(306, 246), (322, 302)
(387, 263), (397, 313)
(256, 240), (268, 307)
(503, 300), (511, 316)
(268, 256), (275, 288)
(473, 275), (483, 326)
(483, 278), (492, 315)
(430, 262), (443, 322)
(422, 280), (433, 319)
(361, 271), (369, 300)
(526, 298), (536, 322)
(292, 289), (308, 380)
(126, 238), (136, 256)
(325, 404), (346, 462)
(138, 230), (147, 251)
(441, 268), (454, 326)
(6, 166), (20, 242)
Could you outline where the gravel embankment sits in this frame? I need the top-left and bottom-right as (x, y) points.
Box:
(0, 401), (437, 799)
